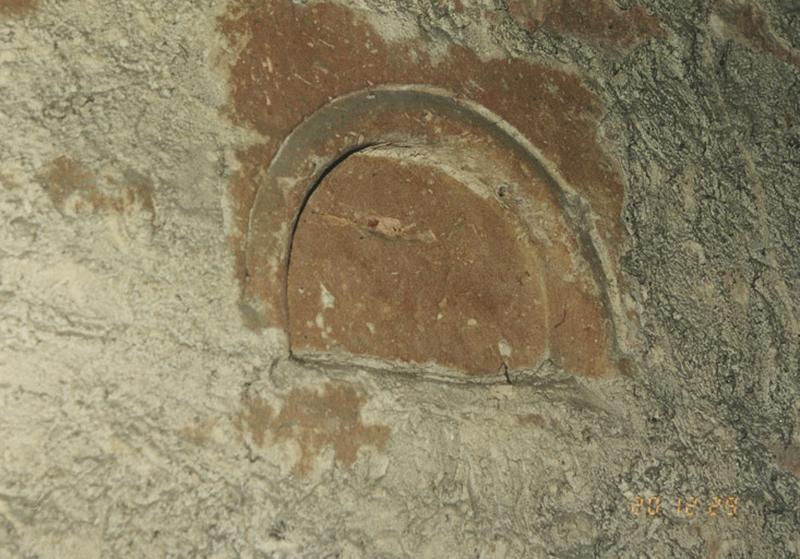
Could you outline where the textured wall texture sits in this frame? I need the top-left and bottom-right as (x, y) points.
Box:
(1, 0), (799, 557)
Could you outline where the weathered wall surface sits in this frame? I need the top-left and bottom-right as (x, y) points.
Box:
(1, 0), (798, 557)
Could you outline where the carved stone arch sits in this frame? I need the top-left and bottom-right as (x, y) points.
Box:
(243, 86), (624, 378)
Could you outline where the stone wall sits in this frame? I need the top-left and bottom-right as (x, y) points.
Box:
(1, 0), (798, 557)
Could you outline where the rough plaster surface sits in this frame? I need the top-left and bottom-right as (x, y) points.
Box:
(1, 0), (799, 558)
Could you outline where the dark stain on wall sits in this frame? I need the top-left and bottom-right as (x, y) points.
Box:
(506, 0), (664, 48)
(0, 0), (39, 18)
(234, 382), (390, 477)
(38, 156), (155, 219)
(715, 1), (800, 70)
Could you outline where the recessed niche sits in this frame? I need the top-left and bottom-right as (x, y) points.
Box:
(288, 148), (547, 375)
(243, 87), (619, 378)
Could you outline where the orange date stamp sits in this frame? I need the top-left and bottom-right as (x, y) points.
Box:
(629, 495), (739, 518)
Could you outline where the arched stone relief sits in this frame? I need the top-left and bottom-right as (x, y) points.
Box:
(243, 86), (624, 378)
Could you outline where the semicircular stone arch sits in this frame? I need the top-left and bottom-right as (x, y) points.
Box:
(244, 86), (623, 378)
